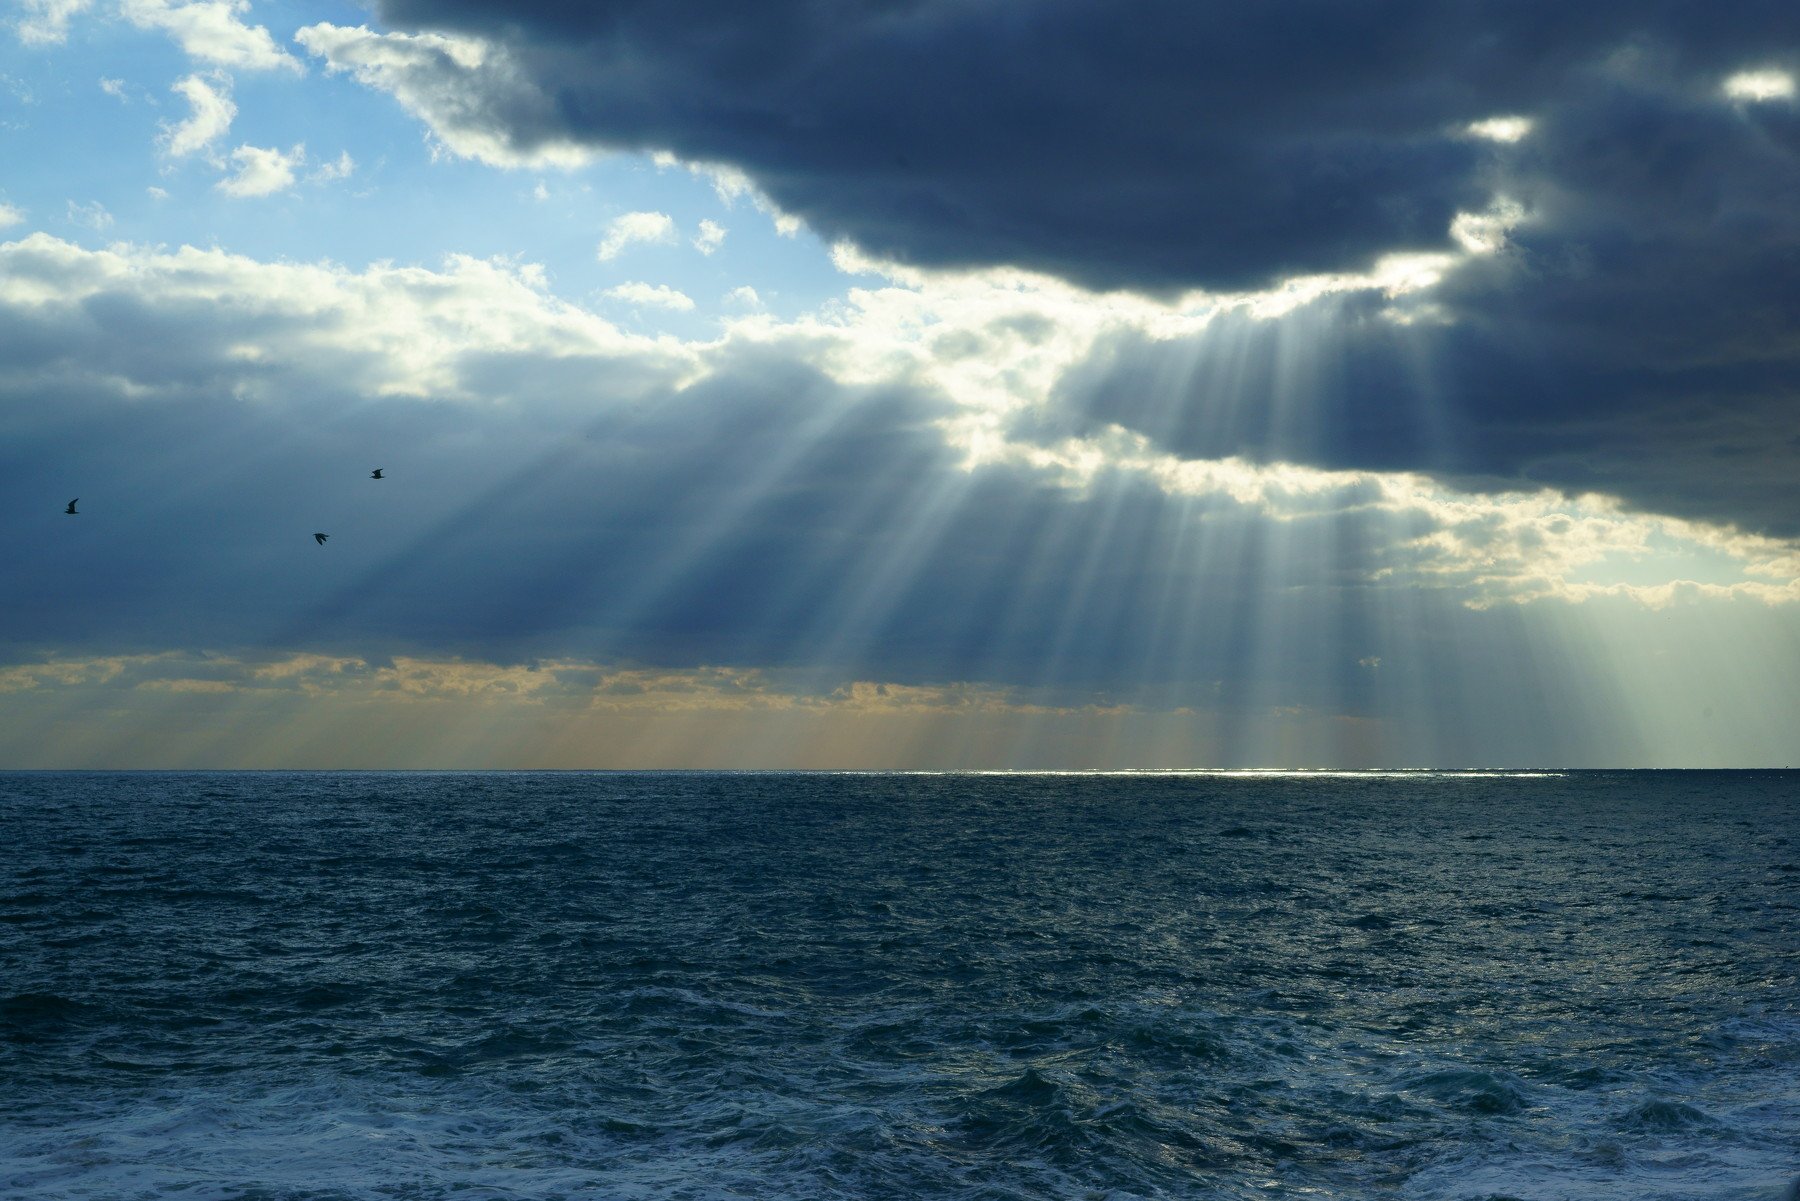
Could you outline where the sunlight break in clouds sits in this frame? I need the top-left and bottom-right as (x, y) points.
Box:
(1463, 115), (1533, 142)
(1723, 69), (1797, 102)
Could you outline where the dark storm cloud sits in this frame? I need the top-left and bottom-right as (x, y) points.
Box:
(1051, 71), (1800, 532)
(1053, 280), (1800, 535)
(313, 1), (1800, 532)
(362, 0), (1799, 291)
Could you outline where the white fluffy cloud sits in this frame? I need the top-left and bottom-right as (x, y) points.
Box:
(216, 142), (303, 197)
(0, 233), (672, 398)
(692, 218), (727, 255)
(119, 0), (300, 72)
(0, 203), (23, 228)
(11, 0), (91, 46)
(162, 72), (235, 158)
(307, 150), (355, 183)
(603, 280), (695, 311)
(64, 199), (112, 229)
(597, 211), (676, 261)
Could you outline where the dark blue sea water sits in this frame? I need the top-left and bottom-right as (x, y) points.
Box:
(2, 771), (1796, 1200)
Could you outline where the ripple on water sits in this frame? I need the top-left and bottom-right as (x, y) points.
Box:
(0, 770), (1796, 1200)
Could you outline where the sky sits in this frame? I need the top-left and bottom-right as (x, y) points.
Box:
(2, 0), (1798, 768)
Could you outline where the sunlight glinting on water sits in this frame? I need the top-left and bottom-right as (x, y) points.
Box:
(824, 768), (1570, 777)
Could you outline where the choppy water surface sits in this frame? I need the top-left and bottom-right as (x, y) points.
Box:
(2, 771), (1796, 1199)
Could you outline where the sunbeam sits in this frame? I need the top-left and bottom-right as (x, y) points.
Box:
(1, 114), (1798, 769)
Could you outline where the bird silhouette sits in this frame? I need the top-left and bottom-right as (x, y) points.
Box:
(371, 468), (383, 480)
(314, 532), (329, 545)
(64, 499), (78, 515)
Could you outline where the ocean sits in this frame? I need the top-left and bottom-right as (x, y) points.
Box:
(1, 770), (1795, 1199)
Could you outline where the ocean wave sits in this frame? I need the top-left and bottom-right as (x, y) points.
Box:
(2, 771), (1795, 1200)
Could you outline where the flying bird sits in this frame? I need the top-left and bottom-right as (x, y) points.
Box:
(371, 469), (383, 479)
(64, 499), (78, 515)
(314, 532), (329, 545)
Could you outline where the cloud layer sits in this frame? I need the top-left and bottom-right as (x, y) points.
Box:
(341, 3), (1796, 286)
(4, 233), (1794, 653)
(2, 229), (1797, 763)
